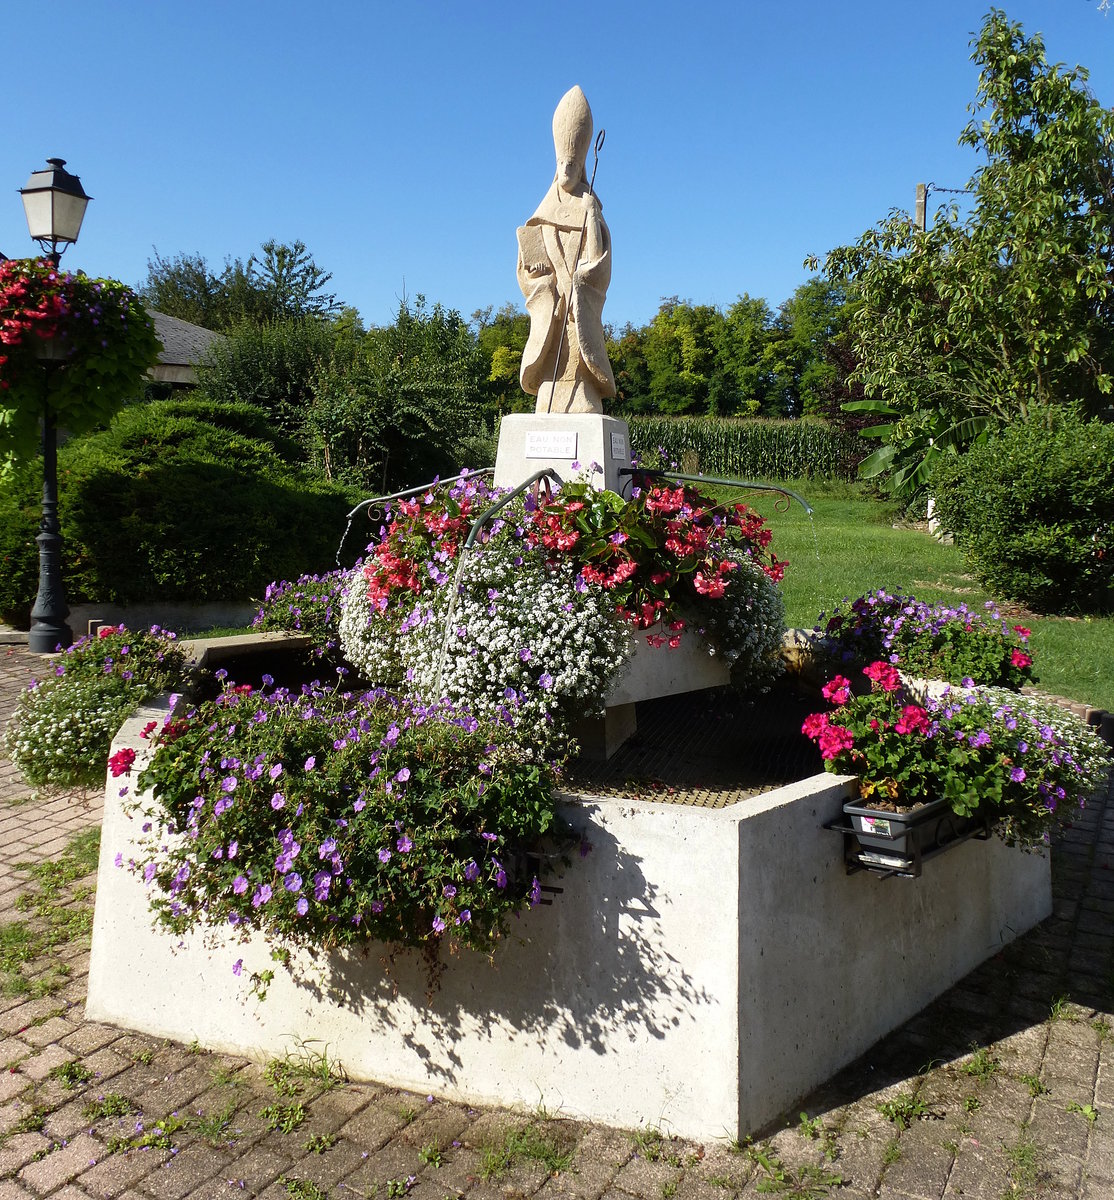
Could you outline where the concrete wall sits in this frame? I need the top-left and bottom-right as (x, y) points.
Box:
(88, 705), (1051, 1141)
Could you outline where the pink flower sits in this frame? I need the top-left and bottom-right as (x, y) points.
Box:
(801, 712), (830, 739)
(108, 747), (136, 777)
(1011, 649), (1033, 669)
(817, 724), (854, 760)
(894, 705), (930, 736)
(821, 675), (852, 705)
(863, 661), (901, 692)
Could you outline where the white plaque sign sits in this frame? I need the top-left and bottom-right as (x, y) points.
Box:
(525, 430), (578, 459)
(609, 431), (628, 460)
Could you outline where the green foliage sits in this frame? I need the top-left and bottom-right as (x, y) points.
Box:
(961, 1047), (1000, 1081)
(931, 408), (1114, 614)
(0, 259), (160, 472)
(816, 11), (1114, 495)
(4, 626), (189, 791)
(609, 284), (850, 420)
(479, 1123), (574, 1179)
(0, 400), (357, 620)
(473, 303), (532, 415)
(876, 1092), (928, 1131)
(629, 415), (863, 480)
(195, 317), (339, 441)
(306, 296), (488, 491)
(142, 240), (340, 331)
(48, 1060), (93, 1089)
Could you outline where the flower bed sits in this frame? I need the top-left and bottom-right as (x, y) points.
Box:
(804, 660), (1110, 848)
(336, 473), (786, 757)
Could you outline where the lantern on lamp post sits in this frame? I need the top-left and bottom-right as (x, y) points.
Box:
(20, 158), (90, 266)
(19, 158), (92, 653)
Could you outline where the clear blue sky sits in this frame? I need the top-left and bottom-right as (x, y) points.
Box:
(4, 2), (1112, 331)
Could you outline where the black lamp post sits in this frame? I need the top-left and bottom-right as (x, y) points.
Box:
(19, 158), (91, 654)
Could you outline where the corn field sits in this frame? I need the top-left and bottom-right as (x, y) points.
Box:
(628, 416), (865, 481)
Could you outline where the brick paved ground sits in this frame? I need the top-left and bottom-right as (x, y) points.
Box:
(1, 639), (1113, 1199)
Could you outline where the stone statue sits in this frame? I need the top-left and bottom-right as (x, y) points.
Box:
(517, 85), (616, 415)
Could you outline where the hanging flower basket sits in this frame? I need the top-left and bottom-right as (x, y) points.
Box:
(0, 257), (160, 471)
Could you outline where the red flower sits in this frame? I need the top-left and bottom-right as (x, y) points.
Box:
(863, 660), (902, 693)
(1011, 649), (1033, 669)
(894, 705), (930, 735)
(108, 747), (136, 777)
(821, 675), (852, 705)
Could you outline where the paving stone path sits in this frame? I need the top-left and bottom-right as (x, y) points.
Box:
(1, 639), (1113, 1199)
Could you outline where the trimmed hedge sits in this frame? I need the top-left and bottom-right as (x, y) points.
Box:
(0, 400), (358, 625)
(931, 407), (1114, 614)
(627, 416), (864, 480)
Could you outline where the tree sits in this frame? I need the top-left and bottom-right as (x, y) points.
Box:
(306, 296), (487, 491)
(248, 239), (339, 320)
(641, 298), (723, 416)
(766, 277), (851, 418)
(815, 9), (1114, 494)
(715, 294), (775, 416)
(141, 240), (340, 331)
(473, 302), (531, 415)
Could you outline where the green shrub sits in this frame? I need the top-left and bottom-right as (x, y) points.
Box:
(628, 416), (864, 480)
(0, 402), (358, 623)
(150, 396), (305, 462)
(932, 408), (1114, 614)
(194, 317), (337, 441)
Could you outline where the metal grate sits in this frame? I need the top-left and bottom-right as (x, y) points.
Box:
(564, 679), (824, 808)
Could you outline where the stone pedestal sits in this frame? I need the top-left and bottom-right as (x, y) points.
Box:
(493, 412), (631, 494)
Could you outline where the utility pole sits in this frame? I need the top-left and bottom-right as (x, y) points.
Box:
(915, 183), (928, 232)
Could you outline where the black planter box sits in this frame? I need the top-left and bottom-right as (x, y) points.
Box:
(838, 796), (988, 877)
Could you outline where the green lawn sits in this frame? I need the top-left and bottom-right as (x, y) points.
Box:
(734, 478), (1114, 712)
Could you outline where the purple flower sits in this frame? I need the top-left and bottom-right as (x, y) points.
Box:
(228, 840), (238, 859)
(271, 793), (285, 809)
(269, 763), (283, 780)
(319, 837), (337, 859)
(464, 861), (479, 883)
(432, 915), (446, 934)
(538, 673), (554, 690)
(221, 775), (238, 793)
(304, 756), (316, 772)
(114, 852), (124, 868)
(232, 959), (243, 977)
(396, 767), (411, 783)
(233, 875), (248, 895)
(443, 884), (457, 899)
(1010, 767), (1026, 783)
(370, 899), (384, 914)
(252, 884), (273, 908)
(284, 872), (303, 893)
(378, 847), (392, 864)
(313, 872), (331, 901)
(529, 877), (542, 907)
(295, 897), (309, 916)
(481, 831), (497, 842)
(456, 910), (472, 925)
(397, 835), (413, 854)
